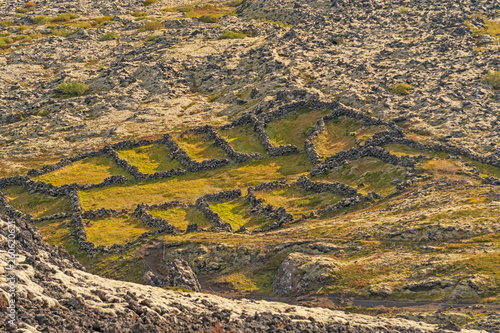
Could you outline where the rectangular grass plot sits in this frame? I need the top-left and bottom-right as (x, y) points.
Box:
(117, 144), (182, 174)
(148, 206), (211, 231)
(314, 157), (407, 196)
(1, 185), (71, 218)
(255, 184), (343, 219)
(176, 133), (228, 161)
(209, 197), (276, 231)
(84, 215), (154, 246)
(265, 108), (332, 147)
(35, 155), (133, 186)
(218, 124), (266, 155)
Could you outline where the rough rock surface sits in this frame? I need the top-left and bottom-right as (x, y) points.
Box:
(1, 215), (487, 332)
(273, 252), (339, 296)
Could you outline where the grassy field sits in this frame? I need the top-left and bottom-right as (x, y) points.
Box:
(210, 197), (275, 230)
(255, 184), (344, 219)
(176, 133), (228, 161)
(265, 109), (332, 147)
(79, 154), (313, 211)
(117, 144), (182, 174)
(313, 157), (407, 196)
(35, 155), (133, 186)
(148, 206), (212, 230)
(84, 215), (154, 246)
(218, 124), (267, 155)
(1, 185), (71, 218)
(314, 117), (362, 156)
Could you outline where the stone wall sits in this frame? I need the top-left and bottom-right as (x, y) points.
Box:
(134, 204), (180, 235)
(294, 176), (360, 198)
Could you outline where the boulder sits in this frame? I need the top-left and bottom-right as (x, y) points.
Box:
(145, 259), (202, 292)
(273, 252), (338, 296)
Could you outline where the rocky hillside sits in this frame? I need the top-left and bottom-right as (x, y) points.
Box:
(3, 214), (490, 332)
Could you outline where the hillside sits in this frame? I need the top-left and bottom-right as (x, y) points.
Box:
(0, 0), (499, 331)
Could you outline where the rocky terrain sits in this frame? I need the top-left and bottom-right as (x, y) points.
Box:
(0, 0), (500, 332)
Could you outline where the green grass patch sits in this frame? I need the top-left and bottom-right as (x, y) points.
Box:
(265, 108), (332, 148)
(210, 197), (275, 230)
(0, 36), (13, 48)
(215, 272), (258, 291)
(144, 0), (158, 5)
(220, 30), (246, 39)
(131, 11), (148, 17)
(79, 154), (313, 211)
(85, 215), (154, 246)
(199, 14), (219, 23)
(138, 20), (164, 32)
(35, 155), (133, 186)
(218, 124), (266, 155)
(117, 144), (182, 174)
(33, 15), (49, 24)
(35, 218), (72, 247)
(149, 206), (211, 230)
(176, 133), (228, 161)
(314, 117), (363, 156)
(56, 81), (89, 97)
(98, 32), (120, 41)
(466, 16), (500, 42)
(2, 186), (71, 218)
(462, 157), (500, 179)
(482, 71), (500, 89)
(384, 143), (448, 158)
(51, 13), (78, 22)
(255, 184), (343, 219)
(146, 34), (159, 42)
(388, 83), (415, 95)
(314, 157), (407, 196)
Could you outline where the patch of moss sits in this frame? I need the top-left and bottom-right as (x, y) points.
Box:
(388, 83), (415, 95)
(85, 215), (154, 246)
(2, 186), (71, 218)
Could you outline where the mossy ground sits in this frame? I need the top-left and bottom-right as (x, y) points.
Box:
(117, 144), (182, 174)
(84, 215), (154, 246)
(265, 109), (332, 147)
(35, 155), (133, 186)
(218, 124), (267, 155)
(210, 197), (275, 230)
(176, 133), (228, 161)
(255, 184), (344, 219)
(313, 157), (407, 196)
(1, 185), (71, 218)
(148, 206), (211, 231)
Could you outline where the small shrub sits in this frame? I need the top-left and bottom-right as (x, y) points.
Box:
(98, 32), (120, 41)
(95, 16), (113, 24)
(144, 0), (158, 5)
(482, 71), (500, 89)
(51, 29), (75, 37)
(176, 6), (193, 13)
(57, 81), (89, 97)
(138, 20), (164, 32)
(0, 32), (10, 37)
(146, 34), (158, 42)
(26, 2), (36, 8)
(33, 15), (49, 24)
(219, 30), (246, 39)
(51, 13), (78, 22)
(13, 34), (32, 42)
(68, 21), (92, 29)
(399, 6), (409, 13)
(0, 37), (13, 48)
(130, 11), (148, 17)
(0, 21), (14, 27)
(18, 24), (29, 30)
(29, 32), (42, 39)
(199, 14), (219, 23)
(388, 83), (415, 95)
(16, 8), (30, 13)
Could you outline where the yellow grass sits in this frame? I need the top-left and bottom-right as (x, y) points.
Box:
(117, 144), (182, 174)
(85, 215), (154, 246)
(2, 185), (71, 218)
(148, 206), (211, 230)
(218, 124), (266, 155)
(176, 133), (228, 161)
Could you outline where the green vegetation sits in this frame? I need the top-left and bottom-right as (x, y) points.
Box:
(388, 83), (415, 95)
(35, 155), (132, 186)
(95, 16), (113, 24)
(138, 20), (164, 32)
(98, 32), (120, 41)
(399, 6), (409, 14)
(146, 34), (159, 42)
(1, 186), (71, 218)
(314, 157), (407, 196)
(57, 81), (89, 97)
(149, 206), (211, 230)
(51, 13), (78, 22)
(33, 15), (49, 24)
(314, 117), (362, 156)
(220, 30), (246, 39)
(13, 34), (32, 42)
(465, 15), (500, 42)
(218, 124), (266, 155)
(0, 36), (13, 48)
(79, 154), (312, 211)
(215, 272), (258, 291)
(130, 11), (148, 17)
(265, 108), (331, 147)
(482, 70), (500, 89)
(210, 198), (275, 230)
(117, 144), (182, 174)
(144, 0), (158, 5)
(199, 14), (219, 23)
(51, 28), (77, 37)
(256, 185), (343, 219)
(258, 18), (292, 28)
(176, 133), (228, 161)
(85, 215), (154, 246)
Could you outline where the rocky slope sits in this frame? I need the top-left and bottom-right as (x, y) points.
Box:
(1, 215), (488, 332)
